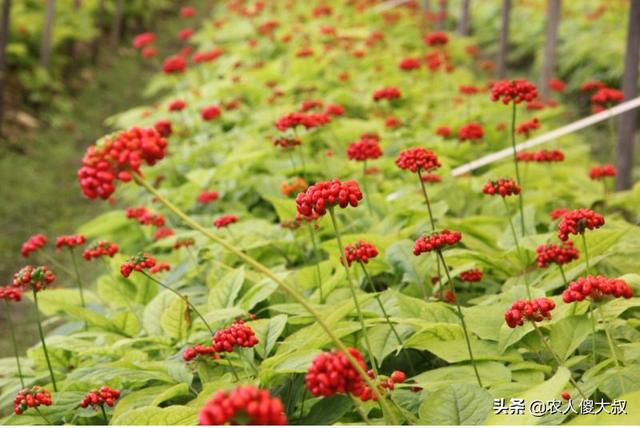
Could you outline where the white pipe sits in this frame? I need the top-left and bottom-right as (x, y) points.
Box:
(451, 96), (640, 176)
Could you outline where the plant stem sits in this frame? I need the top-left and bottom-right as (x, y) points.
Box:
(360, 263), (416, 374)
(589, 303), (598, 366)
(581, 232), (590, 274)
(558, 265), (568, 288)
(328, 208), (378, 376)
(69, 249), (88, 331)
(225, 357), (240, 381)
(598, 306), (622, 369)
(436, 250), (483, 387)
(133, 174), (397, 423)
(100, 404), (109, 425)
(510, 102), (526, 236)
(362, 161), (374, 216)
(307, 224), (324, 303)
(37, 249), (75, 277)
(32, 290), (57, 392)
(4, 300), (25, 388)
(141, 272), (214, 335)
(502, 198), (532, 299)
(417, 170), (444, 300)
(530, 321), (587, 400)
(35, 407), (52, 425)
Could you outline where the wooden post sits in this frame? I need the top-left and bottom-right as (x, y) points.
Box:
(91, 0), (105, 63)
(496, 0), (511, 79)
(539, 0), (561, 100)
(458, 0), (471, 36)
(0, 0), (11, 135)
(40, 0), (56, 70)
(616, 0), (640, 190)
(110, 0), (124, 48)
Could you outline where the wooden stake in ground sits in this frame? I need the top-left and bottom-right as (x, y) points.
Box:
(458, 0), (471, 36)
(0, 0), (11, 136)
(110, 0), (124, 48)
(40, 0), (56, 70)
(539, 0), (561, 100)
(496, 0), (511, 79)
(616, 0), (640, 190)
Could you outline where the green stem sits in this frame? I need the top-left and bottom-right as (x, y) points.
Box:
(328, 208), (378, 376)
(589, 303), (598, 366)
(436, 250), (483, 387)
(225, 357), (240, 381)
(307, 224), (324, 303)
(100, 403), (109, 425)
(33, 290), (57, 392)
(581, 233), (590, 275)
(502, 198), (532, 299)
(558, 265), (568, 288)
(531, 321), (587, 400)
(69, 249), (88, 331)
(133, 174), (397, 423)
(349, 395), (371, 424)
(37, 249), (75, 277)
(4, 300), (25, 388)
(598, 306), (622, 369)
(510, 102), (526, 236)
(360, 263), (416, 375)
(362, 161), (374, 216)
(417, 170), (443, 300)
(35, 407), (52, 425)
(141, 272), (214, 335)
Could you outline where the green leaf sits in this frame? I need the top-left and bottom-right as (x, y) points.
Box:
(300, 395), (353, 425)
(238, 277), (278, 311)
(111, 405), (198, 425)
(484, 367), (570, 425)
(418, 384), (493, 425)
(112, 384), (191, 421)
(160, 294), (191, 340)
(567, 388), (640, 425)
(549, 315), (591, 361)
(26, 289), (98, 315)
(249, 314), (288, 358)
(208, 267), (245, 310)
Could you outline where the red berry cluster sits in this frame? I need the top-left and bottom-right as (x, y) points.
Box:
(192, 48), (223, 64)
(591, 88), (624, 112)
(325, 103), (345, 116)
(82, 241), (119, 261)
(168, 99), (187, 112)
(300, 99), (324, 112)
(163, 54), (187, 74)
(459, 268), (483, 282)
(385, 116), (402, 128)
(214, 214), (239, 229)
(516, 118), (540, 137)
(120, 253), (157, 277)
(55, 234), (86, 250)
(589, 164), (617, 180)
(516, 149), (564, 163)
(150, 262), (170, 274)
(347, 139), (383, 161)
(14, 386), (52, 415)
(153, 227), (175, 241)
(21, 234), (47, 257)
(581, 80), (607, 92)
(295, 179), (363, 219)
(399, 57), (421, 71)
(550, 208), (570, 220)
(125, 207), (166, 227)
(413, 230), (462, 255)
(213, 319), (259, 353)
(459, 85), (480, 95)
(562, 275), (633, 303)
(273, 136), (302, 150)
(280, 177), (308, 197)
(505, 297), (556, 328)
(435, 126), (452, 138)
(0, 286), (22, 302)
(482, 178), (521, 197)
(78, 127), (168, 200)
(12, 265), (55, 292)
(305, 348), (368, 398)
(372, 86), (401, 102)
(183, 344), (218, 361)
(198, 386), (287, 425)
(197, 190), (220, 204)
(549, 78), (566, 93)
(458, 123), (484, 142)
(535, 241), (579, 268)
(424, 31), (448, 46)
(80, 386), (121, 410)
(344, 240), (379, 266)
(154, 119), (172, 137)
(557, 208), (605, 241)
(491, 79), (538, 105)
(132, 32), (155, 49)
(359, 370), (408, 401)
(174, 237), (195, 250)
(275, 112), (331, 131)
(201, 105), (221, 121)
(395, 147), (441, 173)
